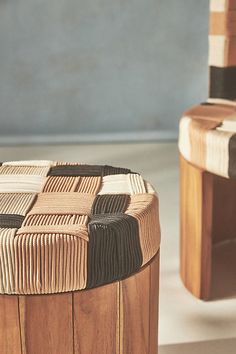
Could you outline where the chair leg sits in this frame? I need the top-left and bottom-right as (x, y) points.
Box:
(180, 155), (213, 300)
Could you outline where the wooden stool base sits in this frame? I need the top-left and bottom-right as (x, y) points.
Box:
(180, 155), (236, 300)
(0, 253), (159, 354)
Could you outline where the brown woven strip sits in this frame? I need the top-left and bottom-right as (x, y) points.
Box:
(14, 233), (87, 294)
(43, 176), (80, 192)
(0, 214), (24, 229)
(210, 11), (236, 36)
(16, 224), (89, 241)
(74, 176), (102, 194)
(27, 193), (95, 216)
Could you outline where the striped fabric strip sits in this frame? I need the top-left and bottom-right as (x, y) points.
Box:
(27, 193), (95, 216)
(0, 193), (36, 215)
(2, 160), (53, 167)
(0, 228), (16, 294)
(98, 174), (147, 195)
(0, 165), (50, 176)
(16, 224), (89, 241)
(14, 233), (87, 294)
(0, 175), (47, 193)
(126, 194), (160, 265)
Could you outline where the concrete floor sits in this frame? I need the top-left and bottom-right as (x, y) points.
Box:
(1, 142), (236, 353)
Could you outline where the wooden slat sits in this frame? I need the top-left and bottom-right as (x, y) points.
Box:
(149, 254), (159, 354)
(0, 295), (22, 354)
(19, 293), (73, 354)
(120, 263), (151, 354)
(180, 155), (213, 300)
(73, 282), (118, 354)
(212, 174), (236, 244)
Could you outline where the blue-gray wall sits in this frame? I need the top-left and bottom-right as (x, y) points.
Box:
(0, 0), (209, 142)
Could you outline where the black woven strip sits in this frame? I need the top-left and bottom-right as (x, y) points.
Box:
(200, 102), (214, 105)
(0, 214), (25, 228)
(86, 213), (142, 288)
(103, 165), (133, 176)
(228, 134), (236, 178)
(48, 165), (103, 177)
(91, 194), (130, 215)
(209, 66), (236, 100)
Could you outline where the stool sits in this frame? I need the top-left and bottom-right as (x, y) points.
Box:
(179, 0), (236, 300)
(0, 160), (161, 354)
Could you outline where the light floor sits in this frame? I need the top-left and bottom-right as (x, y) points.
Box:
(1, 142), (236, 353)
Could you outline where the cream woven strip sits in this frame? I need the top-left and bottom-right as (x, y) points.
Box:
(179, 117), (192, 162)
(209, 35), (228, 67)
(2, 160), (53, 166)
(14, 233), (87, 294)
(0, 228), (16, 294)
(126, 194), (160, 265)
(0, 165), (50, 176)
(27, 192), (95, 215)
(17, 224), (89, 241)
(210, 0), (226, 12)
(207, 98), (236, 106)
(206, 129), (234, 177)
(98, 174), (147, 195)
(0, 193), (36, 215)
(0, 175), (47, 193)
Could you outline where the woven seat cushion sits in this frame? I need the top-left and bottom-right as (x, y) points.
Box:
(0, 160), (160, 294)
(179, 100), (236, 178)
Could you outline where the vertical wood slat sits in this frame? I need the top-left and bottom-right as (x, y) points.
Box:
(149, 253), (159, 354)
(120, 254), (159, 354)
(19, 293), (73, 354)
(73, 282), (118, 354)
(180, 155), (213, 300)
(0, 254), (159, 354)
(0, 296), (22, 354)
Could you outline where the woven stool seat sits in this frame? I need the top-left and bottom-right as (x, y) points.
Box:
(179, 101), (236, 179)
(0, 160), (160, 295)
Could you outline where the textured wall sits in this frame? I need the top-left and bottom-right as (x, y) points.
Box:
(0, 0), (209, 139)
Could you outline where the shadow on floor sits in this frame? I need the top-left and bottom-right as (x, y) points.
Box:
(159, 337), (236, 354)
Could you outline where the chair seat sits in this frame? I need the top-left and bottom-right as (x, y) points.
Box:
(179, 100), (236, 178)
(0, 160), (160, 295)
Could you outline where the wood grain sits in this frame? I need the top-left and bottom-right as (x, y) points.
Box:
(73, 282), (118, 354)
(180, 155), (213, 300)
(0, 295), (21, 354)
(121, 261), (151, 354)
(212, 174), (236, 244)
(19, 293), (73, 354)
(149, 253), (159, 354)
(0, 255), (159, 353)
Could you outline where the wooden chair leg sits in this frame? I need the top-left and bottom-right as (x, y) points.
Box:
(180, 155), (213, 300)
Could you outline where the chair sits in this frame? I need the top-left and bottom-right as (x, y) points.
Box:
(179, 0), (236, 300)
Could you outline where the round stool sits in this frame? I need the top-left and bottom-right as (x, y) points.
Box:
(0, 160), (161, 354)
(179, 102), (236, 300)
